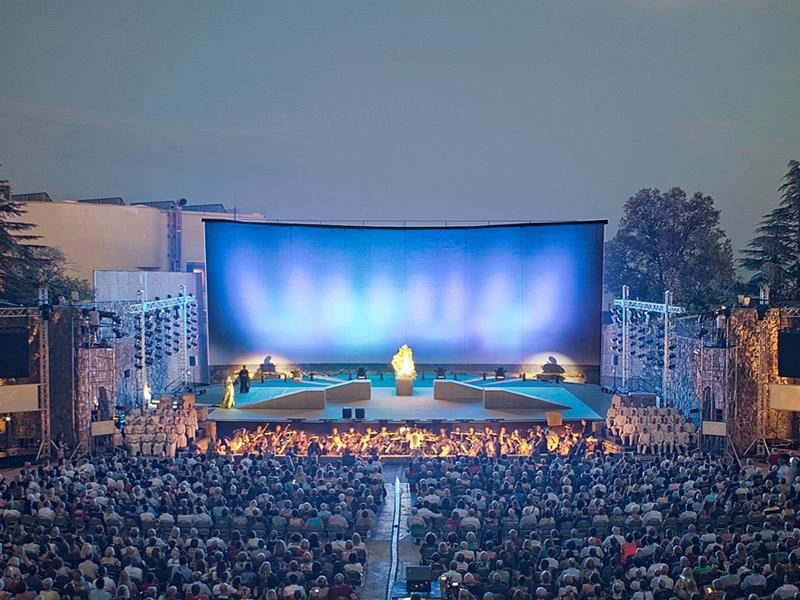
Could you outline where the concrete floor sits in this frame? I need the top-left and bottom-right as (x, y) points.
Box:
(360, 464), (402, 599)
(359, 463), (426, 600)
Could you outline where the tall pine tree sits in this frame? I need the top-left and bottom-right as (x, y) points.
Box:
(0, 182), (40, 301)
(0, 182), (91, 305)
(741, 160), (800, 300)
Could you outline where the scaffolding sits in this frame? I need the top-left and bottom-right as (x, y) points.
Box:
(0, 288), (52, 458)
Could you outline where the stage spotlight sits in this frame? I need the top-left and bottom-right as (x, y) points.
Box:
(356, 367), (367, 379)
(435, 367), (446, 379)
(494, 367), (506, 381)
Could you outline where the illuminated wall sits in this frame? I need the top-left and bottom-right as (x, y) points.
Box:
(205, 222), (605, 367)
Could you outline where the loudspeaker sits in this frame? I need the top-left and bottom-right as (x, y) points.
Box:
(779, 331), (800, 377)
(342, 407), (353, 419)
(406, 566), (432, 593)
(355, 408), (365, 419)
(189, 355), (196, 367)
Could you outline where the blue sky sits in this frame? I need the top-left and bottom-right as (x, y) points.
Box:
(1, 1), (798, 256)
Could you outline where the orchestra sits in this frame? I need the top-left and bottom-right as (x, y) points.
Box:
(215, 422), (605, 458)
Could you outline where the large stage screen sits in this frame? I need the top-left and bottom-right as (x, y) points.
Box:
(205, 221), (605, 370)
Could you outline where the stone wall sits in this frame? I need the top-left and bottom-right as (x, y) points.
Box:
(602, 306), (800, 452)
(727, 308), (795, 450)
(76, 346), (119, 452)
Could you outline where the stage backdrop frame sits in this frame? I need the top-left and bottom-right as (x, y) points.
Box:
(204, 220), (605, 378)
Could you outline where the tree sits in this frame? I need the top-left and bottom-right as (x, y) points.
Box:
(0, 185), (40, 298)
(605, 187), (737, 311)
(3, 245), (92, 305)
(0, 187), (91, 305)
(740, 160), (800, 300)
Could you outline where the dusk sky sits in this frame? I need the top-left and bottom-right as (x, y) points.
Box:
(1, 1), (798, 256)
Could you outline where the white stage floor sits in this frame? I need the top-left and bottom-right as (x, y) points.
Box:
(206, 383), (605, 424)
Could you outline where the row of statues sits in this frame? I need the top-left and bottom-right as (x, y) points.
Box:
(124, 402), (200, 457)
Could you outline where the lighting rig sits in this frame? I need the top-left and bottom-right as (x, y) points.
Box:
(129, 286), (198, 405)
(79, 308), (124, 347)
(611, 286), (685, 404)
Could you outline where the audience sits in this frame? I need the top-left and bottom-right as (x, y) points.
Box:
(0, 448), (381, 600)
(410, 449), (800, 600)
(3, 393), (798, 600)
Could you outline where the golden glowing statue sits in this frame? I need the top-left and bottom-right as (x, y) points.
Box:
(220, 376), (236, 409)
(391, 344), (416, 379)
(392, 344), (416, 396)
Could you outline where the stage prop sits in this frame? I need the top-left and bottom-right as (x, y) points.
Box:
(432, 380), (483, 402)
(392, 344), (416, 397)
(325, 380), (372, 402)
(396, 378), (413, 396)
(483, 387), (570, 410)
(238, 388), (325, 409)
(228, 379), (372, 410)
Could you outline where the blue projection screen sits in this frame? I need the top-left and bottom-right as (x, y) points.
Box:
(205, 221), (605, 368)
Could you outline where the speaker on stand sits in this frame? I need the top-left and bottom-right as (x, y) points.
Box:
(406, 566), (432, 594)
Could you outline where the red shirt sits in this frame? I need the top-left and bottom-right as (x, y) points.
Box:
(621, 541), (638, 564)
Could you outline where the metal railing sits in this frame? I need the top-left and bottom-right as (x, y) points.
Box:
(599, 375), (660, 394)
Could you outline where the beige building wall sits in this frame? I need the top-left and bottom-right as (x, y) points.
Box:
(20, 201), (169, 281)
(17, 201), (268, 279)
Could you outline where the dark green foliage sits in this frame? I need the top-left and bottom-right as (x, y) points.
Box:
(741, 160), (800, 300)
(605, 187), (737, 311)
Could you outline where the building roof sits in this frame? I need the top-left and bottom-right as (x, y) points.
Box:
(77, 197), (126, 206)
(129, 199), (187, 209)
(11, 192), (52, 202)
(183, 203), (228, 213)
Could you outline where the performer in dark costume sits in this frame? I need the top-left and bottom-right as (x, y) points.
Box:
(238, 365), (251, 393)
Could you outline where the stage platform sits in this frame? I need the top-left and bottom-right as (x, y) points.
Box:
(200, 375), (607, 425)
